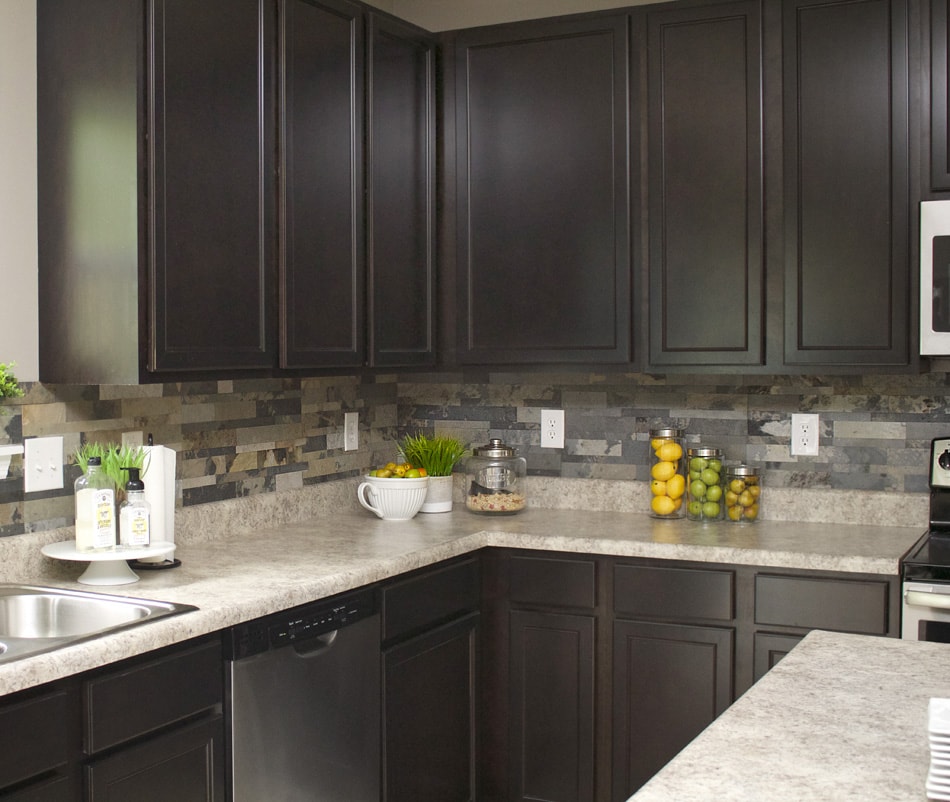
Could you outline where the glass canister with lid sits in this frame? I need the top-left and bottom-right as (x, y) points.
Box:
(724, 464), (762, 523)
(464, 438), (527, 515)
(686, 446), (724, 521)
(648, 427), (686, 518)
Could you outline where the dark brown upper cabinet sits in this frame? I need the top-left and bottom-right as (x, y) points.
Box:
(38, 0), (436, 381)
(452, 15), (631, 365)
(367, 14), (437, 368)
(279, 0), (365, 369)
(931, 0), (950, 192)
(38, 0), (278, 382)
(780, 0), (911, 367)
(644, 0), (764, 368)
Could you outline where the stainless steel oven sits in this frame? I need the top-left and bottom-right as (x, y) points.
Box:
(901, 436), (950, 639)
(902, 580), (950, 641)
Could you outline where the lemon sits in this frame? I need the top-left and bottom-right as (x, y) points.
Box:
(656, 441), (683, 462)
(651, 460), (676, 482)
(666, 473), (685, 499)
(650, 437), (670, 451)
(650, 479), (668, 497)
(651, 495), (676, 515)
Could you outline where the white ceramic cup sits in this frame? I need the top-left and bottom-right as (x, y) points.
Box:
(357, 475), (429, 521)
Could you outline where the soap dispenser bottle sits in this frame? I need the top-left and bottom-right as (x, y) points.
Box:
(119, 467), (151, 548)
(74, 456), (116, 552)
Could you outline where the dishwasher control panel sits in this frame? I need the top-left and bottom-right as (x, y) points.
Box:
(225, 587), (378, 660)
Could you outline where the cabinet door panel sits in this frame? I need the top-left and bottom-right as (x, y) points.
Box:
(150, 0), (276, 372)
(384, 614), (478, 802)
(368, 15), (436, 367)
(932, 0), (950, 190)
(782, 0), (909, 365)
(280, 0), (364, 368)
(455, 16), (630, 364)
(509, 610), (595, 802)
(647, 1), (764, 367)
(612, 619), (733, 799)
(86, 715), (224, 802)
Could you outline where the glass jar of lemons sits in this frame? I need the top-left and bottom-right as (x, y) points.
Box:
(648, 428), (686, 518)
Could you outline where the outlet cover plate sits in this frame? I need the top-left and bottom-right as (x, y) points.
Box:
(24, 436), (64, 493)
(791, 413), (819, 456)
(344, 412), (359, 451)
(541, 409), (565, 449)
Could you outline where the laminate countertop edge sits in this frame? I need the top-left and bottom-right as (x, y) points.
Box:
(0, 506), (923, 697)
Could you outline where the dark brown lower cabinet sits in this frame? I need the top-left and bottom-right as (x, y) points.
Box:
(485, 549), (899, 802)
(0, 636), (224, 802)
(611, 620), (733, 799)
(0, 683), (80, 799)
(381, 555), (481, 802)
(509, 610), (596, 802)
(383, 613), (479, 801)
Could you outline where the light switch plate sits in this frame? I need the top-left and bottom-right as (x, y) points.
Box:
(24, 436), (64, 493)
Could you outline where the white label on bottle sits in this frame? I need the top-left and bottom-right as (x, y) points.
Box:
(92, 489), (115, 549)
(120, 507), (150, 548)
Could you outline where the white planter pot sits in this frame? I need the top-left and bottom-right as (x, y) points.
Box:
(419, 474), (454, 513)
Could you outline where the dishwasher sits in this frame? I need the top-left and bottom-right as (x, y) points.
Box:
(225, 587), (380, 802)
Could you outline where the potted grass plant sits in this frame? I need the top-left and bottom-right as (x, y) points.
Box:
(401, 433), (468, 513)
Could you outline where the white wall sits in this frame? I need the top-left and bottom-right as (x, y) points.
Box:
(0, 0), (38, 381)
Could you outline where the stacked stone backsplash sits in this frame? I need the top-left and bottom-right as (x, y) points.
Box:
(1, 368), (949, 536)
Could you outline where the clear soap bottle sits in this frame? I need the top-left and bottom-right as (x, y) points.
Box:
(74, 456), (116, 552)
(119, 467), (151, 548)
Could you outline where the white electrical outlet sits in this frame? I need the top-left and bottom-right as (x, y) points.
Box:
(23, 436), (65, 493)
(790, 413), (819, 456)
(541, 409), (565, 449)
(344, 412), (359, 451)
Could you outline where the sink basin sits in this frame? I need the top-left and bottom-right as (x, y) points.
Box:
(0, 585), (196, 664)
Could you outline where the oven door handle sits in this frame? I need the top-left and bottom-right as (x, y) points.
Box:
(905, 590), (950, 610)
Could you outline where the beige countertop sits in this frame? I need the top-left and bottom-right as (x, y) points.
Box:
(0, 482), (923, 697)
(631, 629), (946, 801)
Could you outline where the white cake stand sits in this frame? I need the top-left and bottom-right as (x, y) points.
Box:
(41, 541), (176, 586)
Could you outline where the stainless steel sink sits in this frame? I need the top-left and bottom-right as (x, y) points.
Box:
(0, 585), (196, 664)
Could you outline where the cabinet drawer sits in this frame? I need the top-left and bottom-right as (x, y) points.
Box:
(383, 557), (480, 642)
(614, 564), (734, 622)
(0, 687), (73, 789)
(85, 638), (223, 754)
(509, 555), (596, 610)
(754, 574), (890, 634)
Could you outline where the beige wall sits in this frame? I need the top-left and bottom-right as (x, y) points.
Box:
(390, 0), (646, 31)
(0, 0), (38, 381)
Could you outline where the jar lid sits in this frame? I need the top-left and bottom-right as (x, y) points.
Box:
(727, 464), (759, 476)
(688, 446), (722, 457)
(650, 428), (683, 438)
(472, 438), (516, 458)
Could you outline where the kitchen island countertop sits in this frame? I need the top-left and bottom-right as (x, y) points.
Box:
(0, 503), (923, 696)
(631, 628), (944, 801)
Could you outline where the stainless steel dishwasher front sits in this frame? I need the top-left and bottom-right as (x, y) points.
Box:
(225, 587), (380, 801)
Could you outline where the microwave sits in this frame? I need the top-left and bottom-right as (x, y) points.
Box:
(921, 200), (950, 354)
